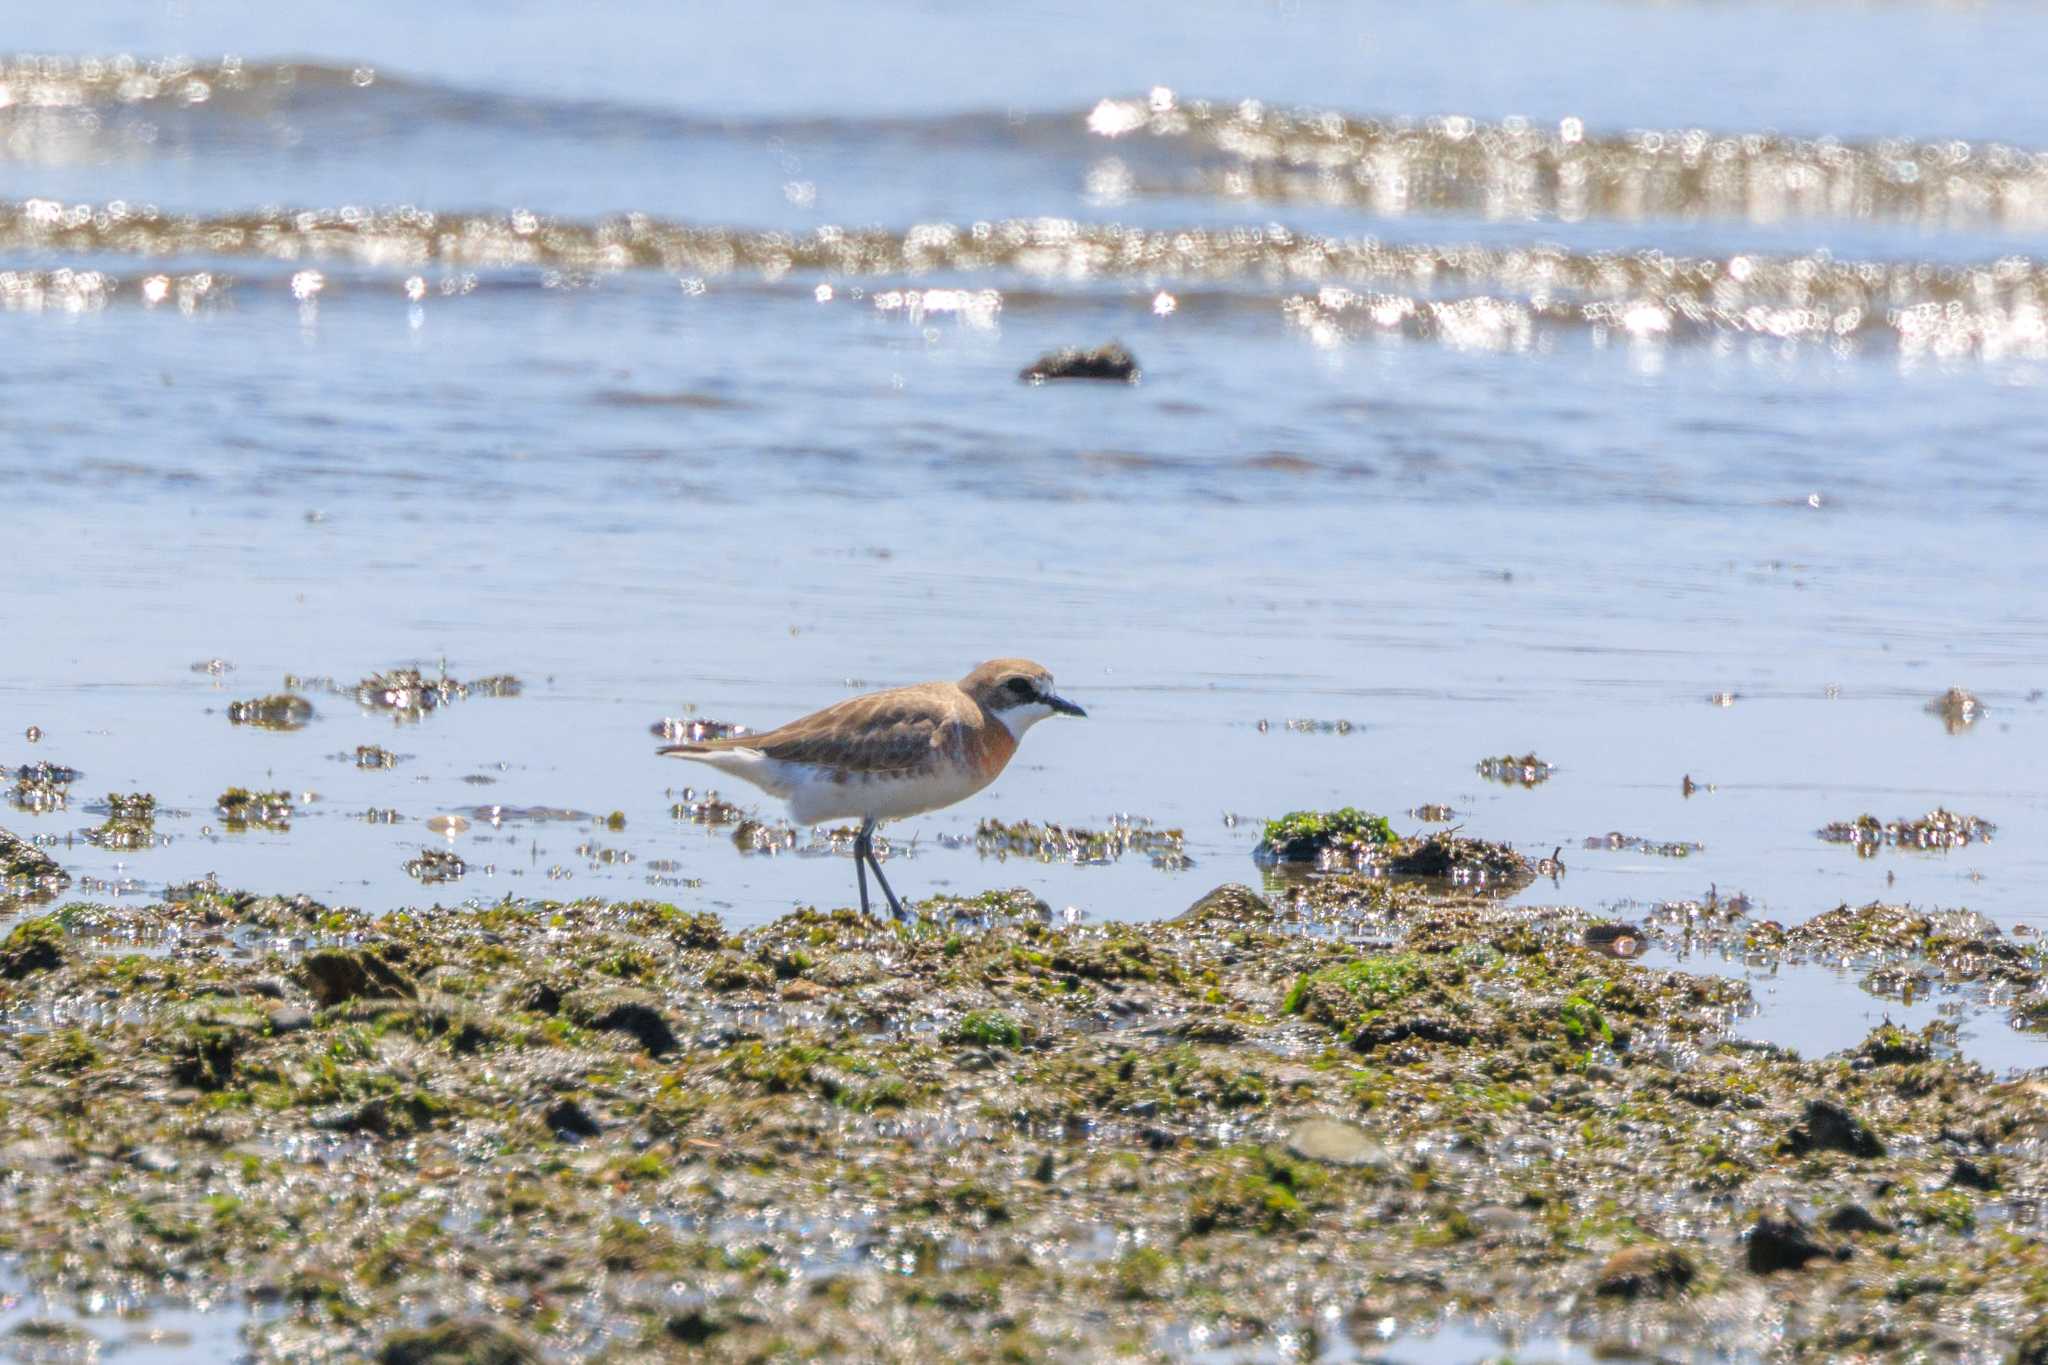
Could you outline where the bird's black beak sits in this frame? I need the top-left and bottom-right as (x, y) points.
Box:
(1046, 692), (1087, 718)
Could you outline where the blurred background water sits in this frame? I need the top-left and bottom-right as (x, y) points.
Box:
(4, 0), (2045, 1066)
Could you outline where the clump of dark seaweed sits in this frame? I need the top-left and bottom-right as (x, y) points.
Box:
(352, 666), (522, 723)
(350, 745), (401, 769)
(85, 792), (158, 851)
(1817, 808), (1994, 854)
(1384, 832), (1533, 887)
(1584, 832), (1703, 858)
(9, 762), (78, 814)
(651, 717), (751, 743)
(1255, 808), (1395, 864)
(1, 825), (68, 892)
(227, 693), (314, 730)
(968, 817), (1189, 869)
(216, 787), (293, 831)
(1274, 718), (1354, 735)
(1926, 686), (1983, 734)
(1410, 803), (1457, 822)
(404, 847), (467, 884)
(1019, 341), (1139, 383)
(1477, 753), (1553, 786)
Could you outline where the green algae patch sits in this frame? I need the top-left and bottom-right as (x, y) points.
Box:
(950, 1009), (1026, 1049)
(1187, 1148), (1322, 1236)
(1257, 807), (1394, 862)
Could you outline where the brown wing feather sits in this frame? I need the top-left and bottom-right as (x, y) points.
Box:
(673, 683), (980, 776)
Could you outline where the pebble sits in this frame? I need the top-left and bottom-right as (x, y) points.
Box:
(1285, 1117), (1389, 1168)
(267, 1006), (315, 1035)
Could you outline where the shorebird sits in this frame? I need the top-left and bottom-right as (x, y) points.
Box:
(658, 659), (1086, 919)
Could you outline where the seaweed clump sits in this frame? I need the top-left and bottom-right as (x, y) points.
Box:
(227, 693), (314, 730)
(216, 788), (293, 831)
(9, 762), (79, 814)
(1477, 753), (1554, 786)
(86, 792), (158, 851)
(971, 816), (1188, 869)
(354, 667), (522, 723)
(1019, 341), (1139, 383)
(1817, 808), (1993, 854)
(404, 847), (467, 884)
(1926, 686), (1983, 734)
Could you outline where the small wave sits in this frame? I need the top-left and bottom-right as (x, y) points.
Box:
(1087, 92), (2048, 230)
(12, 59), (2048, 233)
(0, 54), (385, 110)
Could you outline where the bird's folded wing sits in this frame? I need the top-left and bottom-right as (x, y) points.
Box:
(742, 688), (970, 776)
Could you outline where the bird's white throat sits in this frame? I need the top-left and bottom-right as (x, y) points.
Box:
(995, 701), (1055, 738)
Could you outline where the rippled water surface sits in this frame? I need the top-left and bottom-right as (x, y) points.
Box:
(5, 1), (2046, 1075)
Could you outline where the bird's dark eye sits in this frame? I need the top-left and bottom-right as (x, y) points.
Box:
(1007, 677), (1036, 697)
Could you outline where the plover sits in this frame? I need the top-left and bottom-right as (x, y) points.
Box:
(658, 658), (1086, 919)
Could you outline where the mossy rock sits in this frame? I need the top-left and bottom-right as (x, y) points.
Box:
(0, 826), (66, 888)
(1173, 884), (1276, 929)
(1255, 808), (1394, 863)
(0, 916), (65, 978)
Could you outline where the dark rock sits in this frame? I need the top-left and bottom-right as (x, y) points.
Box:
(568, 991), (679, 1056)
(312, 1094), (441, 1139)
(1582, 922), (1647, 959)
(1825, 1203), (1896, 1236)
(1594, 1244), (1696, 1298)
(1782, 1099), (1885, 1158)
(544, 1099), (602, 1141)
(168, 1026), (244, 1091)
(1951, 1157), (2000, 1191)
(297, 948), (417, 1008)
(666, 1307), (729, 1347)
(1019, 341), (1139, 383)
(518, 980), (562, 1015)
(1747, 1208), (1845, 1273)
(376, 1318), (539, 1365)
(2014, 1317), (2048, 1365)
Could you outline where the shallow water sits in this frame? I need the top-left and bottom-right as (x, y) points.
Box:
(4, 1), (2046, 1082)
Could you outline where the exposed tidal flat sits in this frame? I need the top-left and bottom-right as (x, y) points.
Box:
(1, 849), (2047, 1361)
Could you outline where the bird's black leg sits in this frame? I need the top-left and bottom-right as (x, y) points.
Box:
(853, 820), (873, 917)
(861, 818), (907, 920)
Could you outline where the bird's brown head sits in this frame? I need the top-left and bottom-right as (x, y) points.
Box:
(959, 658), (1086, 734)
